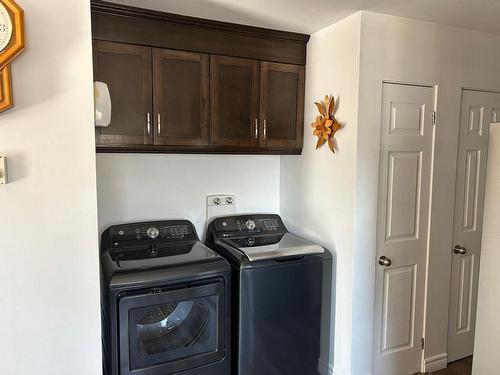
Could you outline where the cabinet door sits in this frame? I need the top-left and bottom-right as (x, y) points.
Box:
(210, 55), (259, 148)
(93, 41), (153, 146)
(260, 62), (305, 150)
(153, 49), (209, 147)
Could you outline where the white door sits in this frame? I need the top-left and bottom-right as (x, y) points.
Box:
(373, 83), (436, 375)
(447, 89), (500, 362)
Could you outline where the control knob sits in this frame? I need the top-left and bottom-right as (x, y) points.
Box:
(245, 220), (256, 230)
(246, 237), (256, 246)
(147, 227), (160, 239)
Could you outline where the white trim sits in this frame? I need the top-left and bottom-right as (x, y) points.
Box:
(317, 360), (330, 375)
(327, 366), (371, 375)
(424, 353), (448, 372)
(329, 364), (339, 375)
(317, 361), (338, 375)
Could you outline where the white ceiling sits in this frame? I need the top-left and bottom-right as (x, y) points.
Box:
(107, 0), (500, 36)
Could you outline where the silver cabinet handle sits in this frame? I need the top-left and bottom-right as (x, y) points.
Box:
(254, 119), (258, 140)
(157, 114), (161, 135)
(147, 113), (151, 135)
(378, 256), (392, 267)
(453, 245), (467, 255)
(263, 119), (267, 138)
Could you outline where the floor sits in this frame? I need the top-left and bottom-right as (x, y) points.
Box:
(420, 356), (472, 375)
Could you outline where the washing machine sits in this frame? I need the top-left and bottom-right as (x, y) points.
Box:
(100, 220), (231, 375)
(205, 214), (334, 375)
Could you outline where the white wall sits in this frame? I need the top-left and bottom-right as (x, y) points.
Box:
(472, 124), (500, 375)
(96, 154), (280, 238)
(279, 11), (500, 375)
(280, 13), (361, 375)
(354, 12), (500, 374)
(0, 1), (101, 375)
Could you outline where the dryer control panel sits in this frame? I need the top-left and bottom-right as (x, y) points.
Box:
(102, 220), (198, 250)
(212, 214), (287, 238)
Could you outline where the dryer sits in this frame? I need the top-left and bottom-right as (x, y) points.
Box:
(205, 214), (334, 375)
(100, 220), (230, 375)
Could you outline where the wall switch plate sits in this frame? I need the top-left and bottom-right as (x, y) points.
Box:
(207, 194), (235, 221)
(0, 156), (6, 185)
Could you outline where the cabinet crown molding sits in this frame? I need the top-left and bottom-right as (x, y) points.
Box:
(91, 1), (309, 43)
(91, 0), (309, 65)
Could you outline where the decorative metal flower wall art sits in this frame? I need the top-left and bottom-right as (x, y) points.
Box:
(311, 95), (342, 153)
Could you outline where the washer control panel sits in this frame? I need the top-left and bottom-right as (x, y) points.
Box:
(214, 214), (285, 238)
(105, 220), (196, 249)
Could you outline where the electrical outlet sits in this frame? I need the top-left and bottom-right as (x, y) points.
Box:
(207, 194), (235, 221)
(207, 194), (235, 207)
(0, 156), (6, 185)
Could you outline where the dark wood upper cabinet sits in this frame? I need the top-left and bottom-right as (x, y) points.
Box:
(153, 49), (209, 147)
(91, 1), (308, 154)
(93, 40), (152, 146)
(210, 55), (260, 148)
(260, 62), (305, 150)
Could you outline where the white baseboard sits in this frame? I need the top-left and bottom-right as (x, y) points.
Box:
(424, 353), (448, 372)
(329, 364), (351, 375)
(327, 365), (372, 375)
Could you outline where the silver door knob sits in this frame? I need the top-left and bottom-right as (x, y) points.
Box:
(378, 256), (392, 267)
(453, 245), (467, 255)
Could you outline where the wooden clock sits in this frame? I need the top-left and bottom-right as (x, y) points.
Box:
(0, 0), (25, 113)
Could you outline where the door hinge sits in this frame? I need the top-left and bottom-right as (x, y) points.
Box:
(432, 111), (437, 126)
(421, 337), (425, 350)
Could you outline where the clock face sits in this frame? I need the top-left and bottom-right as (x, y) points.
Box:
(0, 2), (13, 53)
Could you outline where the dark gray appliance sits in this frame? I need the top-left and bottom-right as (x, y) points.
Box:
(100, 220), (230, 375)
(205, 214), (334, 375)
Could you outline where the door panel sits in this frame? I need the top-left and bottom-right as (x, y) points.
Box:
(492, 107), (500, 123)
(385, 151), (422, 241)
(456, 254), (474, 334)
(467, 106), (484, 135)
(462, 150), (481, 232)
(447, 89), (500, 362)
(210, 55), (259, 148)
(153, 49), (209, 147)
(93, 41), (152, 146)
(373, 83), (436, 375)
(381, 265), (417, 353)
(260, 62), (305, 150)
(389, 101), (425, 135)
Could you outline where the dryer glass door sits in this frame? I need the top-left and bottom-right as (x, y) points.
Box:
(118, 281), (226, 375)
